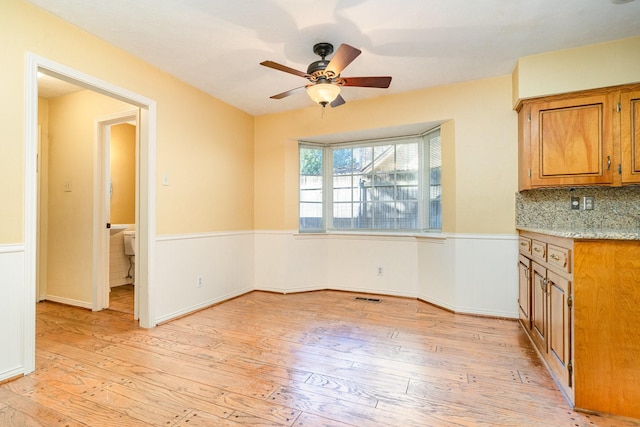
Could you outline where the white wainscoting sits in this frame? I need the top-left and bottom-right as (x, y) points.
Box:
(154, 231), (255, 324)
(419, 233), (520, 318)
(255, 231), (519, 318)
(0, 245), (25, 381)
(2, 230), (518, 382)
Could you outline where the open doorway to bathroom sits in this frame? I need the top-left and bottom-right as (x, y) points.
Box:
(36, 72), (140, 318)
(25, 53), (156, 376)
(104, 120), (137, 314)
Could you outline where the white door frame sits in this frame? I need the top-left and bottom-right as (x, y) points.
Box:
(24, 53), (157, 375)
(95, 111), (140, 316)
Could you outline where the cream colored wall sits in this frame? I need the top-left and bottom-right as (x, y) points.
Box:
(513, 36), (640, 106)
(110, 123), (136, 224)
(0, 0), (254, 245)
(254, 75), (518, 234)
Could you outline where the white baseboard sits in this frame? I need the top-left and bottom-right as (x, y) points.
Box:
(154, 286), (254, 324)
(43, 295), (92, 310)
(0, 366), (24, 382)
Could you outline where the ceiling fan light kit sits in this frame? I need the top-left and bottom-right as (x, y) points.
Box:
(306, 82), (341, 107)
(261, 42), (392, 108)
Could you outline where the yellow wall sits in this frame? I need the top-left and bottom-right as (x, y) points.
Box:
(513, 36), (640, 106)
(5, 0), (636, 245)
(110, 123), (136, 224)
(254, 75), (518, 234)
(0, 0), (254, 244)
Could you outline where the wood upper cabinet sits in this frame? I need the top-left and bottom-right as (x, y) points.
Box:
(518, 83), (640, 190)
(620, 89), (640, 184)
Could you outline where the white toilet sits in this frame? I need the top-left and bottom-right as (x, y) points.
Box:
(123, 231), (136, 256)
(123, 231), (136, 282)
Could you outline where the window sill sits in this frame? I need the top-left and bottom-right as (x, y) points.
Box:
(294, 230), (446, 241)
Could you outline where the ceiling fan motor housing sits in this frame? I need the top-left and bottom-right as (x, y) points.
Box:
(307, 60), (331, 76)
(308, 43), (335, 79)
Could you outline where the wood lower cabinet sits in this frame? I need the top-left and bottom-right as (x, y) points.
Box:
(530, 261), (550, 353)
(518, 231), (640, 419)
(546, 269), (572, 389)
(517, 254), (531, 327)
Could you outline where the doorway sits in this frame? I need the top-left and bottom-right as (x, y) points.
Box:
(24, 53), (157, 375)
(97, 112), (139, 316)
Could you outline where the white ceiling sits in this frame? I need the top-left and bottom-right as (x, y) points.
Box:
(29, 0), (640, 116)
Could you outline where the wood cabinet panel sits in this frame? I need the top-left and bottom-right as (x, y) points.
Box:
(531, 261), (547, 352)
(518, 254), (531, 327)
(531, 240), (546, 261)
(547, 270), (572, 388)
(573, 240), (640, 419)
(621, 89), (640, 183)
(529, 94), (614, 187)
(547, 244), (570, 273)
(519, 237), (532, 255)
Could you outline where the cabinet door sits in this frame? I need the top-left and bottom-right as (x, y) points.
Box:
(530, 94), (614, 187)
(547, 270), (572, 388)
(531, 262), (548, 352)
(621, 90), (640, 184)
(518, 255), (531, 328)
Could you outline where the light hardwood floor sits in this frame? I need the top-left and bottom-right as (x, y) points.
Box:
(2, 290), (639, 426)
(108, 284), (134, 314)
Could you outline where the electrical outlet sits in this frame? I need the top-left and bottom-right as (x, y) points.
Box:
(377, 267), (383, 276)
(583, 196), (594, 210)
(570, 197), (580, 210)
(196, 276), (203, 288)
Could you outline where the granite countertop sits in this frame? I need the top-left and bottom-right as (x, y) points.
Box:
(517, 227), (640, 240)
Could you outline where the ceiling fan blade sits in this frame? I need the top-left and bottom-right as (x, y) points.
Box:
(340, 76), (392, 88)
(260, 61), (310, 79)
(270, 86), (306, 99)
(326, 44), (361, 76)
(330, 94), (346, 108)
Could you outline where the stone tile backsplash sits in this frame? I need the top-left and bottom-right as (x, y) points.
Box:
(516, 186), (640, 232)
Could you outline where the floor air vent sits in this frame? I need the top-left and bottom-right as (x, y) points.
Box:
(355, 297), (381, 303)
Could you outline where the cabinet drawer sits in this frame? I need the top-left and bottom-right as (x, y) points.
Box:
(531, 240), (547, 261)
(548, 244), (571, 273)
(519, 237), (532, 255)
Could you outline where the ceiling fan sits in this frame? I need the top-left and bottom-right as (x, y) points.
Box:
(260, 42), (392, 108)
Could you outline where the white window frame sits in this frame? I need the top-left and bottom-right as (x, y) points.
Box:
(299, 127), (441, 234)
